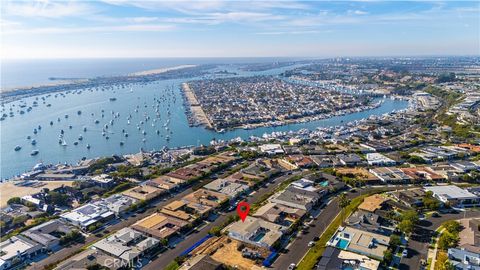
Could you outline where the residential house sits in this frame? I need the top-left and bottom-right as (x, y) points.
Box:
(123, 185), (165, 201)
(425, 186), (480, 207)
(21, 220), (72, 250)
(318, 247), (380, 270)
(93, 228), (160, 265)
(0, 235), (43, 270)
(253, 202), (306, 226)
(328, 226), (390, 260)
(227, 216), (287, 249)
(132, 213), (189, 240)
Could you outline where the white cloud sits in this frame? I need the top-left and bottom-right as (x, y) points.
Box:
(126, 17), (160, 23)
(256, 30), (334, 35)
(3, 23), (175, 35)
(4, 0), (96, 18)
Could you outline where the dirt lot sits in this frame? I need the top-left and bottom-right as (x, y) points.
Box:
(193, 236), (263, 270)
(336, 167), (379, 181)
(0, 181), (75, 207)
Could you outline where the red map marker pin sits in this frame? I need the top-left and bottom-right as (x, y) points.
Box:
(237, 201), (250, 222)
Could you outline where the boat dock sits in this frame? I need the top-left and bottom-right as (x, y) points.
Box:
(181, 83), (213, 129)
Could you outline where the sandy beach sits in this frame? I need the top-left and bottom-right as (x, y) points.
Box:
(0, 181), (75, 207)
(182, 82), (213, 129)
(129, 65), (197, 76)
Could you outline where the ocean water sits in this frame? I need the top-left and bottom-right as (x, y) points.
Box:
(1, 58), (299, 89)
(0, 58), (408, 179)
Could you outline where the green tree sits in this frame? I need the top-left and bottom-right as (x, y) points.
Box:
(398, 219), (415, 234)
(339, 193), (351, 225)
(438, 232), (459, 250)
(12, 215), (28, 226)
(209, 226), (222, 236)
(7, 197), (21, 205)
(442, 220), (462, 234)
(422, 191), (440, 210)
(383, 249), (393, 266)
(389, 234), (402, 249)
(48, 191), (70, 206)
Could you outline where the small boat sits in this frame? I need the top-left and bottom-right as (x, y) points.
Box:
(69, 125), (73, 129)
(120, 141), (124, 146)
(125, 133), (129, 137)
(78, 135), (83, 140)
(73, 141), (78, 145)
(31, 139), (37, 145)
(27, 135), (31, 140)
(14, 145), (21, 151)
(142, 138), (146, 142)
(30, 150), (39, 156)
(33, 128), (38, 134)
(77, 110), (82, 115)
(61, 140), (67, 146)
(95, 119), (100, 124)
(83, 127), (87, 132)
(65, 114), (69, 118)
(50, 121), (53, 125)
(109, 97), (117, 101)
(86, 144), (91, 149)
(105, 136), (110, 140)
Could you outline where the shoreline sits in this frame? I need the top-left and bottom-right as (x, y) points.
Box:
(0, 65), (205, 104)
(181, 82), (214, 129)
(129, 65), (197, 76)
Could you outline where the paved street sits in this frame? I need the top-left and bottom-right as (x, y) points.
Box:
(273, 187), (397, 269)
(142, 171), (304, 270)
(399, 210), (480, 270)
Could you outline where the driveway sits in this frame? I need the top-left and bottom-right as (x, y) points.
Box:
(399, 210), (480, 270)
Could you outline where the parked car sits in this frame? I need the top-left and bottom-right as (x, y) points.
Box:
(288, 263), (296, 270)
(402, 249), (408, 257)
(313, 236), (319, 241)
(308, 241), (315, 247)
(432, 212), (440, 217)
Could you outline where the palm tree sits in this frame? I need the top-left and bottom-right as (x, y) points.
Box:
(338, 193), (351, 225)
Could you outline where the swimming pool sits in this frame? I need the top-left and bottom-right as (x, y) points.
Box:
(336, 238), (350, 249)
(252, 232), (266, 242)
(320, 181), (329, 187)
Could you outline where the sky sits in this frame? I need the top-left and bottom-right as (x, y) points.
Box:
(1, 0), (479, 59)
